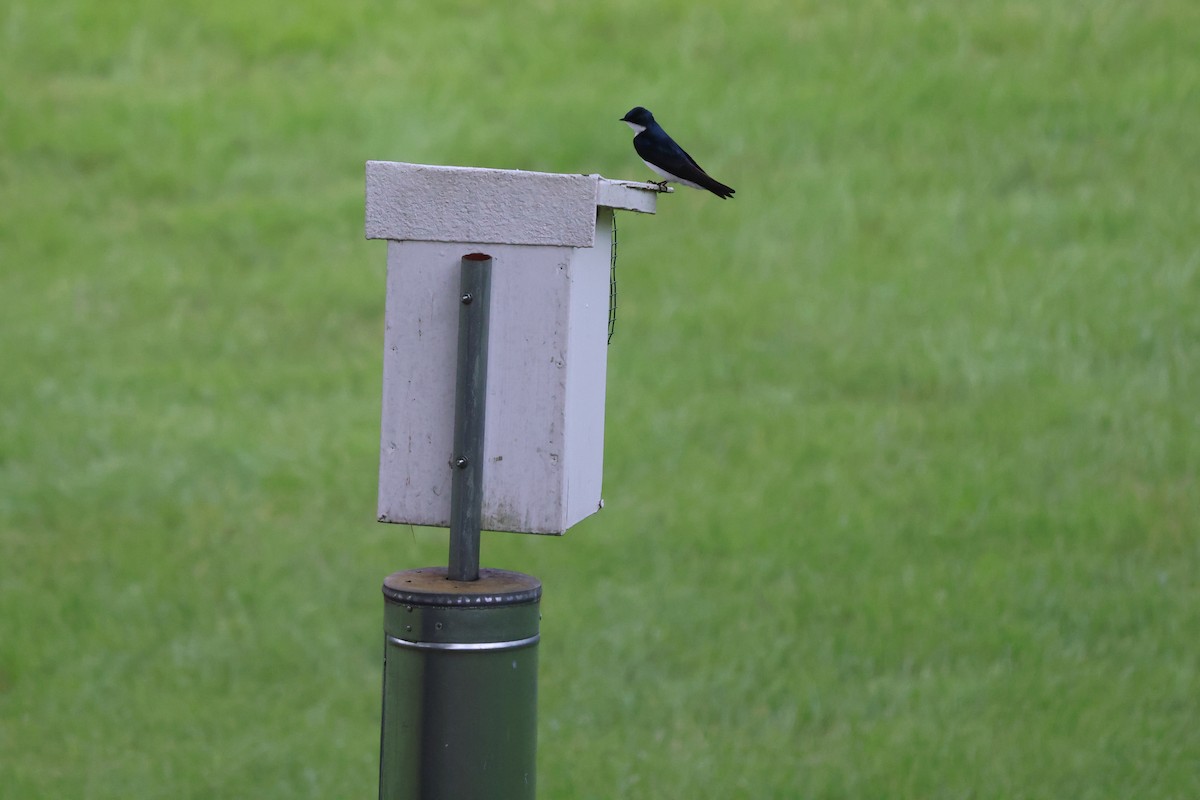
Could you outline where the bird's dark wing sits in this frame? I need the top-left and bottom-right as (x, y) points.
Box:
(634, 127), (735, 199)
(633, 131), (711, 182)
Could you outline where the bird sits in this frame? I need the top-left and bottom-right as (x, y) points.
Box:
(620, 106), (735, 199)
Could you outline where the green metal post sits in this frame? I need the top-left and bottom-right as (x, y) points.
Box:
(449, 253), (491, 582)
(379, 568), (541, 800)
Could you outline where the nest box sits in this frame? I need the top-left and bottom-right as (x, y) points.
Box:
(365, 161), (659, 534)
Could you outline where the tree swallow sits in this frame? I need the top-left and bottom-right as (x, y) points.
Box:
(620, 106), (735, 199)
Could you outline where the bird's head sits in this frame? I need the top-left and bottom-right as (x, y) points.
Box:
(620, 106), (655, 133)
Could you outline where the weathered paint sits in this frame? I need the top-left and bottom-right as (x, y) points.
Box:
(366, 161), (658, 247)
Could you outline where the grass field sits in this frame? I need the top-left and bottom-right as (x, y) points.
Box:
(2, 1), (1198, 797)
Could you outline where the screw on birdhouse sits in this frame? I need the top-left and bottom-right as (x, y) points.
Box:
(461, 293), (473, 305)
(450, 456), (469, 470)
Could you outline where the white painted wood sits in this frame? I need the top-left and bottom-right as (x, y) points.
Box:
(595, 178), (667, 212)
(367, 162), (657, 534)
(378, 241), (572, 533)
(562, 208), (614, 529)
(366, 162), (662, 246)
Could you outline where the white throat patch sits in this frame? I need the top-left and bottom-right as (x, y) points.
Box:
(623, 121), (647, 134)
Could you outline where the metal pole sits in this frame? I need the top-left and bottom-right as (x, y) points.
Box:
(379, 568), (541, 800)
(448, 253), (492, 581)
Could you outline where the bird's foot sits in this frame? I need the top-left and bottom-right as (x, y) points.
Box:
(654, 181), (669, 192)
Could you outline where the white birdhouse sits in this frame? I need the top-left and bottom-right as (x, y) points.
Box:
(365, 161), (659, 534)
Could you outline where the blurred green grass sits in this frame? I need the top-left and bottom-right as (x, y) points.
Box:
(1, 0), (1198, 797)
